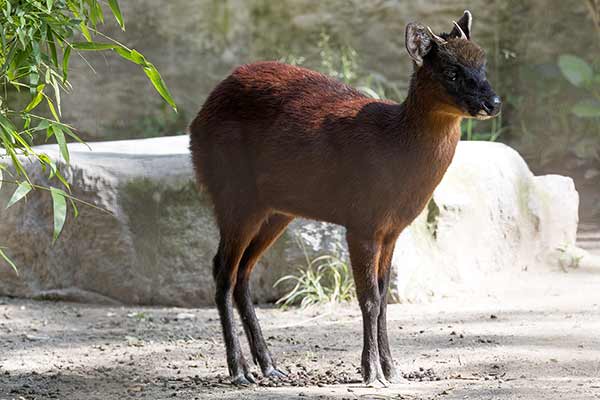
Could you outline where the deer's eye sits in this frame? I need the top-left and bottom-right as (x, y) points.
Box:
(446, 70), (457, 81)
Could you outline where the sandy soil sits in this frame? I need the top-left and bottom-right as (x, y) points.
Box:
(1, 268), (600, 400)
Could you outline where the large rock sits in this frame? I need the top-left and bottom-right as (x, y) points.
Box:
(0, 136), (343, 306)
(0, 136), (591, 306)
(390, 143), (589, 302)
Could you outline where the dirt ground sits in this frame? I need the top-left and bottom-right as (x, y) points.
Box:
(1, 267), (600, 400)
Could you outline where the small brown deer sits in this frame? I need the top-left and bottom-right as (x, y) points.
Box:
(189, 11), (500, 385)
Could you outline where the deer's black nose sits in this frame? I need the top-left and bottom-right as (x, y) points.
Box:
(481, 95), (502, 116)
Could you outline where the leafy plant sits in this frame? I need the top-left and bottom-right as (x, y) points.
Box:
(461, 116), (505, 142)
(274, 239), (355, 309)
(558, 54), (600, 118)
(0, 0), (176, 270)
(279, 31), (405, 102)
(317, 32), (358, 85)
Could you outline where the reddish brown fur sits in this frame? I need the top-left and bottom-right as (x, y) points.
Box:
(191, 61), (460, 231)
(189, 60), (464, 384)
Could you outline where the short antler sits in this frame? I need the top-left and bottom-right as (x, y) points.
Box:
(452, 21), (467, 40)
(426, 26), (447, 46)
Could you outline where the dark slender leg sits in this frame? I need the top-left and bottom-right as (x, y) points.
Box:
(213, 212), (265, 385)
(346, 230), (385, 385)
(234, 213), (293, 378)
(377, 234), (399, 381)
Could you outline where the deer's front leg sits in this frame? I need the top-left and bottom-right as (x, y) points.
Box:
(377, 233), (399, 381)
(346, 231), (386, 385)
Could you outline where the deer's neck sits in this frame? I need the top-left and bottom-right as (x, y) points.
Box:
(389, 86), (463, 182)
(400, 87), (463, 142)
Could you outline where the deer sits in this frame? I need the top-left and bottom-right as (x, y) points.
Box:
(189, 11), (501, 386)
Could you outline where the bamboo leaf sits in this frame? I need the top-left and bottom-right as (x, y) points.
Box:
(50, 187), (67, 242)
(35, 119), (50, 132)
(0, 248), (18, 275)
(6, 181), (32, 208)
(143, 64), (177, 111)
(51, 124), (69, 163)
(51, 76), (61, 116)
(44, 95), (59, 121)
(108, 0), (125, 30)
(72, 41), (117, 51)
(62, 125), (88, 148)
(0, 114), (17, 136)
(69, 196), (79, 218)
(80, 23), (92, 41)
(54, 168), (71, 192)
(24, 84), (45, 112)
(62, 46), (71, 82)
(114, 47), (144, 64)
(47, 29), (59, 68)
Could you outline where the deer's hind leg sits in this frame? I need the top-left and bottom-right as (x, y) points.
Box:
(234, 213), (294, 378)
(213, 207), (267, 385)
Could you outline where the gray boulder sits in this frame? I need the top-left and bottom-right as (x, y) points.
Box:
(390, 142), (590, 302)
(0, 136), (591, 306)
(0, 136), (339, 306)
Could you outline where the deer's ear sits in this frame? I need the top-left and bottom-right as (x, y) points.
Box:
(405, 23), (433, 67)
(450, 10), (472, 40)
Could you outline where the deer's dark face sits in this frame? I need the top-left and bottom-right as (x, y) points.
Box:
(431, 40), (501, 119)
(405, 11), (502, 119)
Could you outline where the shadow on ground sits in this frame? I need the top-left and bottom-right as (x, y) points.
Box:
(1, 269), (600, 399)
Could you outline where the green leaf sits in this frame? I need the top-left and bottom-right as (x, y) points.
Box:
(0, 114), (17, 137)
(72, 41), (117, 51)
(62, 125), (89, 148)
(46, 0), (54, 11)
(357, 86), (381, 99)
(89, 0), (104, 27)
(50, 76), (61, 116)
(80, 23), (92, 42)
(46, 96), (60, 121)
(54, 166), (71, 192)
(62, 46), (71, 82)
(50, 187), (67, 242)
(558, 55), (593, 87)
(114, 47), (145, 64)
(4, 146), (27, 178)
(108, 0), (125, 30)
(571, 99), (600, 118)
(6, 182), (32, 208)
(69, 195), (79, 218)
(143, 64), (177, 111)
(0, 248), (18, 275)
(35, 119), (50, 132)
(9, 128), (33, 153)
(51, 125), (69, 163)
(47, 29), (59, 68)
(24, 84), (45, 112)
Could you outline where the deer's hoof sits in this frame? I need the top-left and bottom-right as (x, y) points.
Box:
(232, 372), (256, 386)
(362, 362), (388, 387)
(264, 367), (287, 379)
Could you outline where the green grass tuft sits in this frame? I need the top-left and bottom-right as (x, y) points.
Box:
(274, 239), (354, 309)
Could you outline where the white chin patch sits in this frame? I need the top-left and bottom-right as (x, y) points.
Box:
(475, 111), (493, 120)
